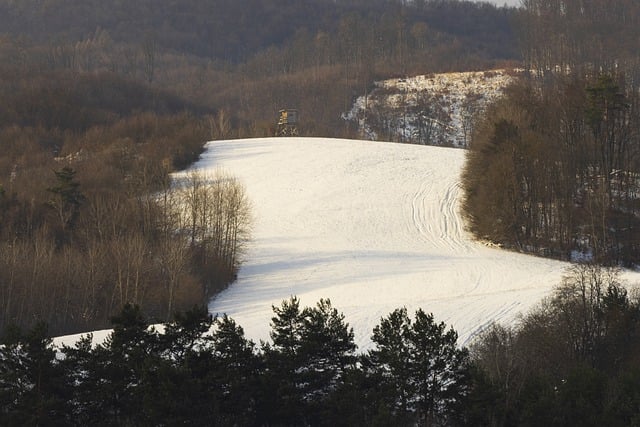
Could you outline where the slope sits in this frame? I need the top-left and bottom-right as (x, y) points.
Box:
(189, 137), (570, 351)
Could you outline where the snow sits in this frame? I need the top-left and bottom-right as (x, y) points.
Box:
(344, 70), (516, 147)
(472, 0), (521, 7)
(54, 136), (640, 352)
(188, 137), (567, 351)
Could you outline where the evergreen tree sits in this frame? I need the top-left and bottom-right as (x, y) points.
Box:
(269, 295), (304, 357)
(298, 299), (357, 420)
(409, 309), (470, 425)
(210, 314), (261, 426)
(141, 306), (216, 424)
(261, 297), (357, 425)
(366, 307), (415, 422)
(368, 308), (470, 425)
(60, 333), (104, 425)
(74, 304), (159, 425)
(46, 166), (84, 238)
(0, 323), (71, 426)
(159, 305), (215, 364)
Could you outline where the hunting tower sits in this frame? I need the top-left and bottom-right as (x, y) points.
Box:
(276, 109), (299, 136)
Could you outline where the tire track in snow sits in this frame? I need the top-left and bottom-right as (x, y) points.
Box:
(409, 179), (432, 245)
(441, 180), (475, 254)
(410, 174), (471, 254)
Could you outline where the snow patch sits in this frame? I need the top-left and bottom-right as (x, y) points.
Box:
(344, 69), (517, 147)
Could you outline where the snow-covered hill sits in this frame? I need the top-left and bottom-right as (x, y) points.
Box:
(55, 137), (640, 351)
(191, 137), (569, 351)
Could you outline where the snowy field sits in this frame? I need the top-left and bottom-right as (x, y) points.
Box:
(55, 137), (640, 351)
(190, 137), (570, 351)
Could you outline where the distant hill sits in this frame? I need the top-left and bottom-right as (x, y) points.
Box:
(0, 0), (519, 62)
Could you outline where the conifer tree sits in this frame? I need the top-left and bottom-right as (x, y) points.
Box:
(47, 166), (84, 237)
(210, 314), (260, 425)
(298, 299), (357, 418)
(368, 308), (470, 425)
(0, 323), (71, 426)
(261, 296), (307, 424)
(262, 297), (357, 425)
(79, 304), (158, 425)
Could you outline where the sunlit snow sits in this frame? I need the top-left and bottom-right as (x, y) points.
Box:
(195, 137), (568, 351)
(55, 137), (640, 352)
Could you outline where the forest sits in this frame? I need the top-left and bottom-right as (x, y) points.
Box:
(0, 0), (519, 336)
(2, 264), (640, 425)
(463, 0), (640, 266)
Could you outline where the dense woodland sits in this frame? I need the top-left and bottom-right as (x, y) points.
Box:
(0, 0), (518, 336)
(2, 265), (640, 425)
(464, 0), (640, 266)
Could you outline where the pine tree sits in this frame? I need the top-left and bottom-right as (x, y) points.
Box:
(261, 296), (306, 424)
(298, 299), (357, 420)
(368, 308), (470, 425)
(409, 309), (470, 425)
(142, 306), (216, 424)
(269, 296), (304, 357)
(76, 304), (158, 425)
(367, 307), (415, 422)
(0, 322), (71, 426)
(261, 297), (357, 425)
(210, 314), (260, 425)
(46, 166), (84, 238)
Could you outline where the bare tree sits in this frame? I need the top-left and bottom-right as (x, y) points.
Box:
(207, 109), (232, 140)
(142, 32), (157, 83)
(111, 232), (147, 309)
(176, 171), (251, 296)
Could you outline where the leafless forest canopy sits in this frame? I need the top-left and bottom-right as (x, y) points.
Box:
(464, 0), (640, 266)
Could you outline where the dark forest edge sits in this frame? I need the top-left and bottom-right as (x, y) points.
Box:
(2, 264), (639, 426)
(463, 73), (640, 265)
(462, 0), (640, 266)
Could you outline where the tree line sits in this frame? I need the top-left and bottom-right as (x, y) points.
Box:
(0, 161), (250, 337)
(518, 0), (640, 80)
(467, 263), (640, 426)
(463, 73), (640, 264)
(463, 0), (640, 265)
(0, 0), (518, 65)
(2, 264), (639, 426)
(1, 299), (469, 426)
(0, 68), (251, 337)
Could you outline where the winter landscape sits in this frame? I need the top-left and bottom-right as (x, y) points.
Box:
(51, 70), (545, 350)
(51, 67), (640, 354)
(191, 136), (639, 350)
(5, 0), (640, 423)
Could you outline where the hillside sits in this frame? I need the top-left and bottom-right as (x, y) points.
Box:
(179, 137), (601, 350)
(344, 69), (517, 146)
(0, 0), (520, 140)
